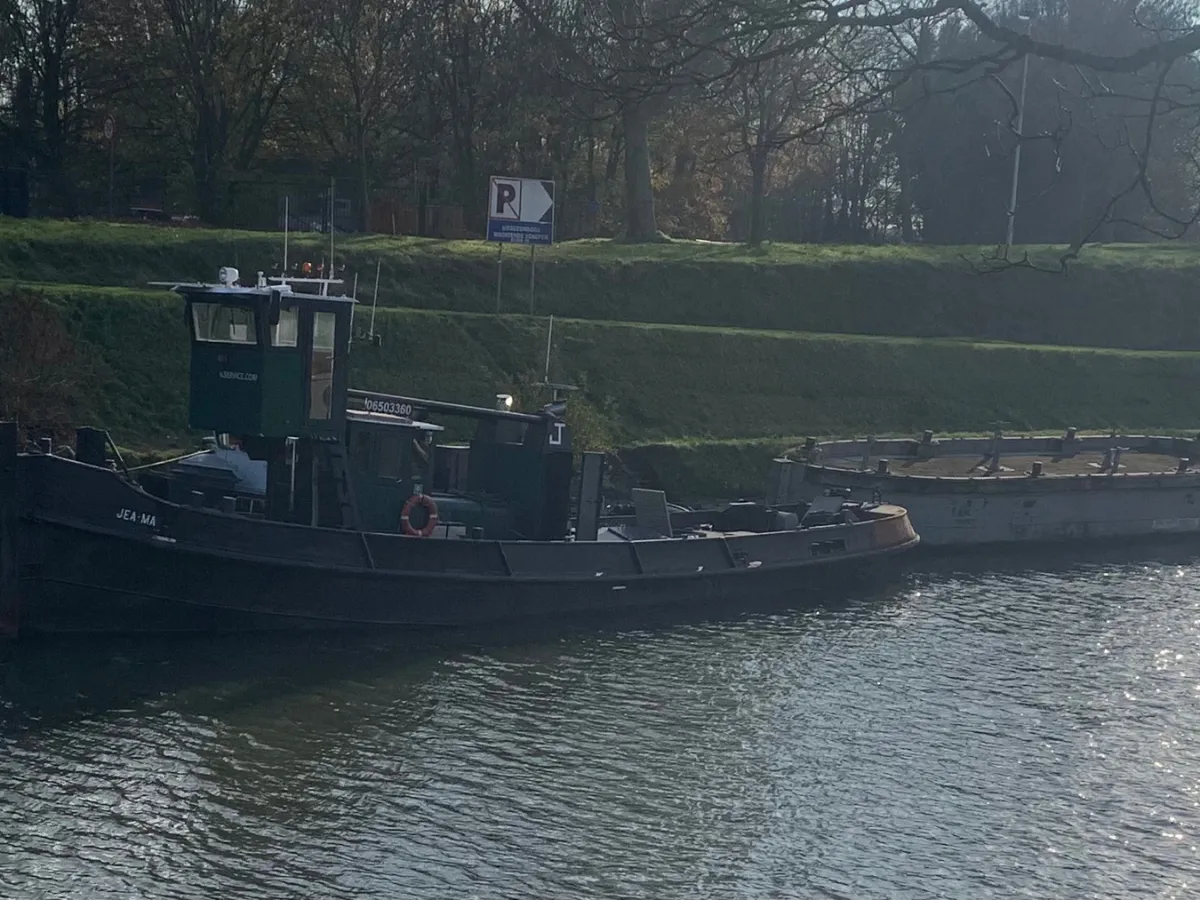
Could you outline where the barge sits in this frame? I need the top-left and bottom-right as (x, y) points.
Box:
(0, 267), (918, 636)
(767, 429), (1200, 547)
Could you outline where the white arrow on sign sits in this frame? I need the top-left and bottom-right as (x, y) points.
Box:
(521, 180), (554, 223)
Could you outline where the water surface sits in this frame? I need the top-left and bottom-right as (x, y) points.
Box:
(3, 545), (1199, 898)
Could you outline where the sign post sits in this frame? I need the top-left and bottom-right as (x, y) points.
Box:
(487, 176), (555, 314)
(496, 243), (503, 312)
(104, 116), (116, 219)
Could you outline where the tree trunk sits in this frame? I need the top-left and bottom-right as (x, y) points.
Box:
(193, 103), (223, 224)
(14, 68), (36, 166)
(36, 1), (80, 215)
(621, 101), (658, 242)
(896, 135), (915, 242)
(193, 147), (219, 223)
(604, 124), (622, 183)
(747, 148), (768, 247)
(358, 126), (371, 232)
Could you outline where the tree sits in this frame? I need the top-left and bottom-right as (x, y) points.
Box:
(0, 1), (85, 212)
(513, 0), (735, 242)
(85, 0), (304, 222)
(884, 0), (1200, 258)
(711, 36), (823, 245)
(300, 0), (414, 230)
(7, 0), (1200, 254)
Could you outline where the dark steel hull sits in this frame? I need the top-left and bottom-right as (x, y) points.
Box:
(8, 454), (918, 635)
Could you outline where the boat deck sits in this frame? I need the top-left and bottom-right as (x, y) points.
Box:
(829, 451), (1186, 478)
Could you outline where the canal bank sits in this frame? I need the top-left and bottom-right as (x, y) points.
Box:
(8, 219), (1200, 352)
(14, 285), (1199, 495)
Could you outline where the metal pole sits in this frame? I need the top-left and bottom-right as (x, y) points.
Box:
(369, 260), (381, 337)
(1006, 22), (1032, 250)
(529, 244), (536, 315)
(329, 176), (336, 274)
(496, 243), (504, 313)
(107, 135), (115, 220)
(283, 195), (289, 273)
(543, 315), (554, 382)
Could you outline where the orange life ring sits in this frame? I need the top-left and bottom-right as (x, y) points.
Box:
(400, 493), (439, 537)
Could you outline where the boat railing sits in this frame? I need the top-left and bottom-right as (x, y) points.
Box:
(267, 275), (346, 297)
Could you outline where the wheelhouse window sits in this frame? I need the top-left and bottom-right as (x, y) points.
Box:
(192, 303), (257, 344)
(309, 311), (337, 420)
(377, 432), (402, 479)
(271, 307), (298, 347)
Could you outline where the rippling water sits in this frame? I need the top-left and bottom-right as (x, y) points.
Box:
(3, 545), (1200, 898)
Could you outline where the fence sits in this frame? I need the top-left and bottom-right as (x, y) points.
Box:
(2, 166), (620, 241)
(225, 177), (470, 238)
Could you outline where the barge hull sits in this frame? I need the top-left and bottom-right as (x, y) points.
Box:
(18, 519), (915, 634)
(778, 433), (1200, 547)
(854, 489), (1200, 547)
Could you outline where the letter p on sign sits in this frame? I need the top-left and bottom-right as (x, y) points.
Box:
(490, 178), (519, 220)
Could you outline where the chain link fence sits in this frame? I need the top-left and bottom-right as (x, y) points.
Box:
(1, 167), (618, 241)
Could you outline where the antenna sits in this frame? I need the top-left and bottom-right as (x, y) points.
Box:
(537, 315), (578, 403)
(349, 271), (360, 339)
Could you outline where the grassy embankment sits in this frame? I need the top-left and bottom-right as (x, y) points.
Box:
(9, 218), (1200, 350)
(6, 219), (1200, 498)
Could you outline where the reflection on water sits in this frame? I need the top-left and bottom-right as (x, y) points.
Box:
(3, 543), (1199, 898)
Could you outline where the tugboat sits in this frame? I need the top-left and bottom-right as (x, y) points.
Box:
(0, 267), (919, 635)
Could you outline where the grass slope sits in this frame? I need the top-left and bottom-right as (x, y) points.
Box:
(27, 283), (1200, 450)
(4, 219), (1200, 351)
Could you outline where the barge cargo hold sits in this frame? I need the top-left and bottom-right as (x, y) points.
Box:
(768, 430), (1200, 548)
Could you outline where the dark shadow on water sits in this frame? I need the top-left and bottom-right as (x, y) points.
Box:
(0, 573), (910, 735)
(0, 630), (453, 737)
(9, 539), (1195, 734)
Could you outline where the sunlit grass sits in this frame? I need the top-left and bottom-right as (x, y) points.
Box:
(6, 217), (1200, 270)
